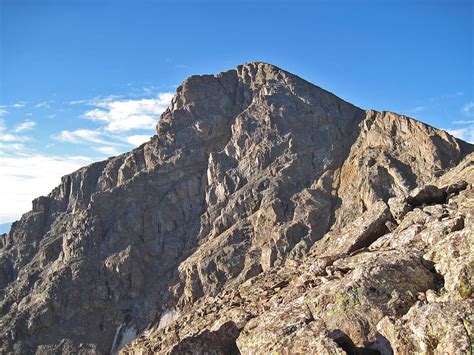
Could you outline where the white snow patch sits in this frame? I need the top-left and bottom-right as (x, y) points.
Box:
(158, 309), (179, 330)
(110, 324), (139, 354)
(109, 311), (178, 353)
(111, 324), (124, 354)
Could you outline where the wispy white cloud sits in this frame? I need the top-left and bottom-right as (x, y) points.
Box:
(122, 134), (152, 146)
(0, 133), (31, 142)
(0, 154), (92, 223)
(462, 102), (474, 116)
(0, 119), (31, 142)
(68, 99), (89, 105)
(35, 101), (54, 109)
(407, 106), (425, 113)
(68, 99), (87, 105)
(0, 142), (26, 153)
(446, 102), (474, 143)
(446, 126), (474, 144)
(12, 102), (26, 108)
(83, 93), (173, 132)
(14, 119), (36, 132)
(141, 86), (161, 96)
(54, 129), (124, 146)
(0, 109), (8, 117)
(93, 146), (121, 156)
(68, 94), (124, 106)
(401, 92), (466, 117)
(452, 120), (474, 124)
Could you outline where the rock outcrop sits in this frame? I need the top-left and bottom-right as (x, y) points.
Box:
(0, 62), (472, 354)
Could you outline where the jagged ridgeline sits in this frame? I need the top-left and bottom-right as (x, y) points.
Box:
(1, 62), (473, 354)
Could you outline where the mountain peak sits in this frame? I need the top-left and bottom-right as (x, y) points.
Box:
(158, 62), (361, 139)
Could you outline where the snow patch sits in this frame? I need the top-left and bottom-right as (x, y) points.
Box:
(109, 310), (178, 353)
(158, 309), (179, 330)
(110, 324), (139, 354)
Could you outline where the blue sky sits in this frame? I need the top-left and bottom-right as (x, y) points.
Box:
(0, 0), (472, 225)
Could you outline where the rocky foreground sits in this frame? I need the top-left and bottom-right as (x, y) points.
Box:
(0, 62), (473, 354)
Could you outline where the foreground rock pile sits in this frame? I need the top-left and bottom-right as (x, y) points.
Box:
(0, 62), (472, 354)
(125, 170), (473, 354)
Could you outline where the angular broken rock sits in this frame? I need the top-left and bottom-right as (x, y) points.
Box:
(387, 196), (412, 224)
(407, 185), (447, 207)
(0, 62), (473, 354)
(311, 200), (395, 256)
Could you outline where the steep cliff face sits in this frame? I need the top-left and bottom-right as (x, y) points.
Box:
(0, 62), (472, 354)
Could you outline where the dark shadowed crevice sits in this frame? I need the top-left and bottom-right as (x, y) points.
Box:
(368, 332), (394, 355)
(329, 329), (393, 355)
(170, 321), (241, 355)
(421, 258), (445, 292)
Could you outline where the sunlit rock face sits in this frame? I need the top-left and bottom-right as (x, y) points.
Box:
(0, 62), (472, 354)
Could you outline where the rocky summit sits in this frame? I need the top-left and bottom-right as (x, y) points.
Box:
(1, 62), (473, 354)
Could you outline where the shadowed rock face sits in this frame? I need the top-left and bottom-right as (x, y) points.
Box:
(0, 62), (472, 354)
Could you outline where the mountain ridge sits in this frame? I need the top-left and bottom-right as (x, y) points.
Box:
(1, 62), (472, 354)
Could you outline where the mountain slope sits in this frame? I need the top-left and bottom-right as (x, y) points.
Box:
(0, 62), (472, 354)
